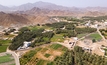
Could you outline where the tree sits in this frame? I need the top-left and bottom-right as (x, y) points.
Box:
(19, 27), (30, 33)
(92, 39), (96, 43)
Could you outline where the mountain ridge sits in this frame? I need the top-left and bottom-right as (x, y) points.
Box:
(0, 1), (107, 28)
(0, 1), (107, 12)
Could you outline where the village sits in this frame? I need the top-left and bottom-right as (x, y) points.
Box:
(0, 16), (107, 65)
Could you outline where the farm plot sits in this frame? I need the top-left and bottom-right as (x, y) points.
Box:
(0, 53), (15, 65)
(20, 43), (68, 65)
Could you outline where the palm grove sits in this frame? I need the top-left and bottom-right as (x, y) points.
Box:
(8, 16), (107, 65)
(9, 22), (97, 50)
(53, 46), (107, 65)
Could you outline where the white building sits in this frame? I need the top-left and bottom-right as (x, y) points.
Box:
(85, 21), (91, 27)
(91, 24), (98, 28)
(17, 41), (31, 50)
(22, 41), (31, 48)
(73, 37), (78, 41)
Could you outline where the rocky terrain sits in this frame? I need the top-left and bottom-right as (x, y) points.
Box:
(0, 12), (30, 27)
(0, 1), (107, 27)
(0, 12), (53, 27)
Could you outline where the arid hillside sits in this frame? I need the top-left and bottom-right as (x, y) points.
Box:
(0, 1), (107, 28)
(25, 7), (75, 16)
(0, 12), (52, 27)
(0, 12), (31, 27)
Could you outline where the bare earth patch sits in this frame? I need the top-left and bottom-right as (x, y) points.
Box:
(76, 41), (104, 56)
(36, 49), (62, 61)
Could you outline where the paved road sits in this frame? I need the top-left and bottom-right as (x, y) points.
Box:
(6, 49), (20, 65)
(8, 43), (58, 65)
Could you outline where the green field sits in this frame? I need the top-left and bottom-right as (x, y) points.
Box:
(50, 44), (62, 50)
(0, 40), (11, 53)
(28, 26), (54, 31)
(42, 26), (55, 30)
(77, 33), (87, 38)
(0, 45), (8, 53)
(0, 54), (14, 63)
(89, 32), (102, 41)
(28, 26), (40, 31)
(0, 40), (11, 45)
(51, 34), (64, 42)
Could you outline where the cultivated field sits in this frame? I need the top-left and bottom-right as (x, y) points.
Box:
(20, 43), (68, 65)
(0, 53), (15, 65)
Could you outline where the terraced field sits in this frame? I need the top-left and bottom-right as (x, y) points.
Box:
(20, 43), (68, 65)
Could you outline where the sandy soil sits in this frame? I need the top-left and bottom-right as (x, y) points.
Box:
(36, 49), (62, 61)
(76, 40), (105, 56)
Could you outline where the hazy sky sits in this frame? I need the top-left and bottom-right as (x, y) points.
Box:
(0, 0), (107, 7)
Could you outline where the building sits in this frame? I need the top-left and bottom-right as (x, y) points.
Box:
(22, 41), (31, 48)
(17, 41), (31, 50)
(85, 21), (91, 27)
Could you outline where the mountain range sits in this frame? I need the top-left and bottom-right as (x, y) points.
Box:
(0, 1), (107, 12)
(0, 1), (71, 11)
(0, 1), (107, 28)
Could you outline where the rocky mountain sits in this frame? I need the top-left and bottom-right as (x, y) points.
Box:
(0, 12), (30, 27)
(24, 7), (74, 16)
(12, 1), (70, 11)
(23, 7), (107, 17)
(0, 1), (107, 12)
(0, 12), (52, 27)
(0, 1), (107, 28)
(0, 1), (70, 11)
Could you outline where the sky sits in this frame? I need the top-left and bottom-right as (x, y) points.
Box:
(0, 0), (107, 7)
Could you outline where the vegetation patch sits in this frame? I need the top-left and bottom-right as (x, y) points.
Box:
(47, 62), (54, 65)
(100, 29), (107, 39)
(28, 26), (41, 31)
(42, 26), (55, 30)
(20, 48), (42, 65)
(0, 54), (14, 63)
(77, 33), (88, 38)
(36, 60), (46, 65)
(20, 43), (68, 65)
(9, 22), (97, 50)
(53, 46), (107, 65)
(50, 44), (62, 50)
(44, 53), (51, 58)
(0, 45), (8, 52)
(88, 32), (102, 41)
(51, 34), (64, 42)
(41, 48), (48, 53)
(0, 40), (11, 45)
(0, 40), (11, 53)
(61, 47), (68, 51)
